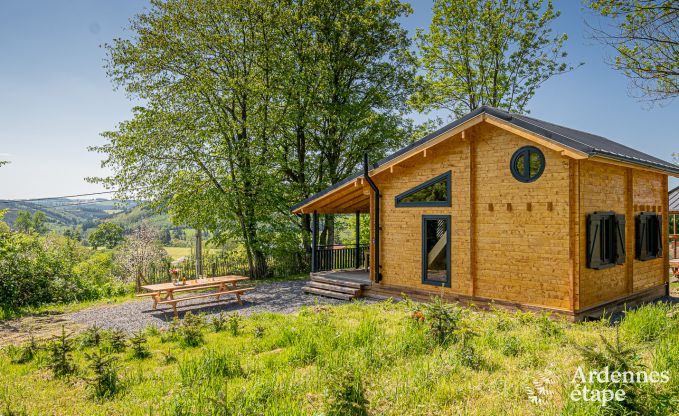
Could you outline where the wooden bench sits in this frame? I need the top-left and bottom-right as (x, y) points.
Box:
(157, 287), (255, 317)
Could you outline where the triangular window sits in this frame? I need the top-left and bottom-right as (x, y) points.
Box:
(395, 171), (451, 207)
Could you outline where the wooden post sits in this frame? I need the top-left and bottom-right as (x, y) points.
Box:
(195, 228), (203, 278)
(311, 211), (318, 272)
(355, 211), (360, 269)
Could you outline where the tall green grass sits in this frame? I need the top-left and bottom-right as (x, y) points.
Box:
(1, 300), (678, 415)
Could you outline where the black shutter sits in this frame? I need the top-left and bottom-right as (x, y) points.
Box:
(636, 214), (649, 260)
(587, 214), (602, 269)
(655, 214), (663, 257)
(614, 214), (626, 265)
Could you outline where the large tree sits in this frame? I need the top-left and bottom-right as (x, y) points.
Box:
(93, 0), (284, 277)
(588, 0), (678, 102)
(275, 0), (415, 247)
(412, 0), (577, 118)
(93, 0), (415, 275)
(88, 222), (125, 249)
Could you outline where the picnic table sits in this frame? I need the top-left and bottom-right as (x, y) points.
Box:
(671, 259), (679, 281)
(137, 275), (254, 317)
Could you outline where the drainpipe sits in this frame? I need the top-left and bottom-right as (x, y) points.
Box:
(363, 152), (382, 282)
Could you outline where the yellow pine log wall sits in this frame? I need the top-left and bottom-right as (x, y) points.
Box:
(373, 123), (572, 310)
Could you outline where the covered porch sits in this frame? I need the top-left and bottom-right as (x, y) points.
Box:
(295, 166), (378, 299)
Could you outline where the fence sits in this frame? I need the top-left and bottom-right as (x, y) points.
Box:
(314, 244), (369, 272)
(141, 251), (310, 287)
(671, 235), (678, 260)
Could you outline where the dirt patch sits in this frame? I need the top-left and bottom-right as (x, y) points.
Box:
(0, 312), (82, 346)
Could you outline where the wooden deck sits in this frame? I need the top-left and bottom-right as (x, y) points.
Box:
(304, 269), (371, 300)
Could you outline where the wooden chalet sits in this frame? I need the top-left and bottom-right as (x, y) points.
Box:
(291, 106), (679, 321)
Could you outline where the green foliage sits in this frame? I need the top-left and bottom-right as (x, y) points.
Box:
(179, 349), (242, 386)
(226, 313), (243, 337)
(79, 324), (104, 349)
(105, 329), (127, 353)
(589, 0), (678, 101)
(179, 312), (205, 347)
(128, 330), (150, 359)
(620, 303), (675, 343)
(13, 211), (47, 234)
(211, 312), (227, 333)
(0, 232), (129, 311)
(84, 349), (121, 399)
(420, 296), (463, 345)
(6, 337), (40, 364)
(47, 326), (76, 378)
(88, 222), (125, 249)
(412, 0), (577, 118)
(500, 335), (524, 357)
(2, 301), (679, 414)
(94, 0), (416, 276)
(573, 328), (675, 415)
(324, 368), (369, 416)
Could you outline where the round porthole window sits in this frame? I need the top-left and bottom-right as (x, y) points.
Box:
(510, 146), (545, 183)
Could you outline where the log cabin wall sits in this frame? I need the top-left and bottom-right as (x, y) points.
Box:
(373, 122), (572, 310)
(576, 161), (667, 310)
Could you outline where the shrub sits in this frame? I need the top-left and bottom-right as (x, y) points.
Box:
(179, 312), (205, 347)
(162, 349), (177, 365)
(324, 368), (369, 416)
(500, 336), (524, 357)
(535, 314), (563, 338)
(253, 325), (265, 338)
(84, 349), (121, 399)
(227, 313), (243, 336)
(106, 329), (127, 353)
(0, 232), (128, 311)
(211, 312), (227, 333)
(80, 324), (104, 349)
(458, 344), (483, 370)
(574, 329), (674, 414)
(421, 297), (462, 345)
(6, 337), (40, 364)
(129, 330), (150, 359)
(47, 326), (76, 378)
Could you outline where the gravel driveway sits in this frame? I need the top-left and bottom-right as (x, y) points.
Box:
(67, 280), (349, 333)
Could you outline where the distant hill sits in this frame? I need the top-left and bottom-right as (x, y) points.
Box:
(0, 198), (191, 243)
(107, 205), (174, 230)
(1, 198), (132, 230)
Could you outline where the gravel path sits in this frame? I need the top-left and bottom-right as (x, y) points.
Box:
(67, 280), (349, 333)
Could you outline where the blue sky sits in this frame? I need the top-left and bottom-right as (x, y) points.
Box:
(0, 0), (677, 199)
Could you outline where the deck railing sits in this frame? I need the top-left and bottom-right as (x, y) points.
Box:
(671, 235), (678, 260)
(314, 244), (369, 272)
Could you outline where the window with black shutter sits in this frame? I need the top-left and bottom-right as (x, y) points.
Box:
(587, 212), (625, 269)
(636, 212), (662, 261)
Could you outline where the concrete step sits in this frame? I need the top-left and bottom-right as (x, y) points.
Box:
(303, 286), (355, 301)
(307, 281), (360, 295)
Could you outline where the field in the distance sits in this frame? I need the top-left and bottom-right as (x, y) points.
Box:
(163, 246), (221, 260)
(2, 299), (678, 415)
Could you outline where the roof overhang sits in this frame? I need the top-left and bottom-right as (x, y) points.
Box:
(291, 107), (679, 214)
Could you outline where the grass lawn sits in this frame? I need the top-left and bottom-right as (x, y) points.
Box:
(163, 246), (224, 260)
(3, 298), (679, 415)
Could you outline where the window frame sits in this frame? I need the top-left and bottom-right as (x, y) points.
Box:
(636, 212), (663, 261)
(395, 171), (452, 208)
(421, 214), (451, 287)
(510, 145), (546, 183)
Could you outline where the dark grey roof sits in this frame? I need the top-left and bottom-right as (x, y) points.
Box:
(670, 185), (679, 212)
(292, 106), (679, 212)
